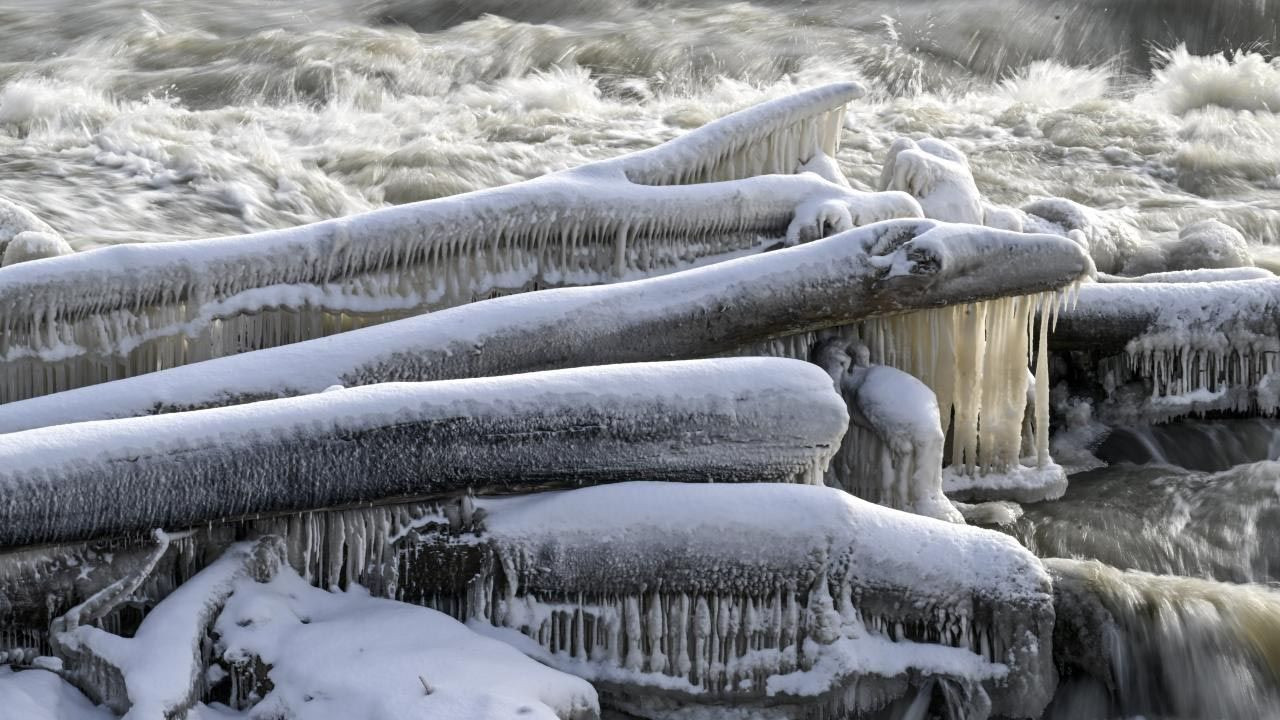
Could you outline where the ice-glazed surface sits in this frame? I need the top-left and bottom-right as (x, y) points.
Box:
(0, 218), (1087, 434)
(212, 565), (599, 720)
(0, 358), (848, 548)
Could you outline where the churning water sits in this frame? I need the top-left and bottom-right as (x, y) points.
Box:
(6, 0), (1280, 717)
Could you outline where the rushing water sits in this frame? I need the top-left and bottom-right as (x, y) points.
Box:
(4, 0), (1280, 252)
(6, 1), (1280, 717)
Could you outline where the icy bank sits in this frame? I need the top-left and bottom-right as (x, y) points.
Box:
(0, 358), (847, 548)
(0, 218), (1089, 434)
(458, 483), (1056, 719)
(0, 83), (924, 404)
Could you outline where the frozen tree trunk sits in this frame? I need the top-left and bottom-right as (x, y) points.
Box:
(1052, 279), (1280, 352)
(0, 219), (1089, 434)
(0, 83), (928, 404)
(0, 358), (847, 549)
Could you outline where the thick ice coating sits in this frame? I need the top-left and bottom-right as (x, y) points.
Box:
(1052, 278), (1280, 417)
(460, 482), (1056, 719)
(0, 83), (925, 404)
(0, 218), (1090, 434)
(0, 358), (848, 548)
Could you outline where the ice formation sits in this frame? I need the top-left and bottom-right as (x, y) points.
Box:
(878, 138), (984, 225)
(0, 359), (847, 548)
(1052, 278), (1280, 417)
(460, 483), (1057, 719)
(0, 83), (925, 405)
(0, 196), (62, 264)
(0, 218), (1089, 434)
(811, 338), (962, 522)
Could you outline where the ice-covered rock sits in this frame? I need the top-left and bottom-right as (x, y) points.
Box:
(1022, 197), (1141, 275)
(0, 359), (847, 548)
(1166, 219), (1254, 270)
(0, 665), (112, 720)
(1051, 278), (1280, 418)
(0, 231), (72, 267)
(812, 337), (962, 522)
(0, 218), (1089, 434)
(879, 137), (984, 224)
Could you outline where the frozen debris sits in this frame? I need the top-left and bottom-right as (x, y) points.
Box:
(0, 359), (848, 548)
(0, 219), (1089, 433)
(879, 137), (984, 224)
(51, 537), (283, 719)
(0, 83), (925, 404)
(1167, 219), (1254, 271)
(1022, 197), (1141, 275)
(812, 337), (962, 522)
(212, 565), (599, 720)
(0, 665), (113, 720)
(1052, 278), (1280, 418)
(460, 482), (1056, 719)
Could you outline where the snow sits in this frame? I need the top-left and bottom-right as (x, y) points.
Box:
(1, 230), (72, 267)
(0, 666), (112, 720)
(1167, 219), (1254, 271)
(1021, 197), (1141, 275)
(0, 358), (848, 547)
(53, 539), (278, 720)
(211, 566), (598, 720)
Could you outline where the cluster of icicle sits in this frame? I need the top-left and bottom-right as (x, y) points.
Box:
(0, 84), (879, 405)
(858, 293), (1060, 475)
(1117, 339), (1280, 416)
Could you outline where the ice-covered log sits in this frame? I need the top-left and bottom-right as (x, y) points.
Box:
(0, 359), (848, 548)
(49, 536), (283, 719)
(0, 83), (925, 404)
(1051, 279), (1280, 415)
(215, 565), (600, 720)
(1096, 267), (1272, 283)
(444, 483), (1057, 719)
(0, 219), (1090, 434)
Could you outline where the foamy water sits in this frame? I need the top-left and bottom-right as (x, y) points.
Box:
(3, 0), (1280, 254)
